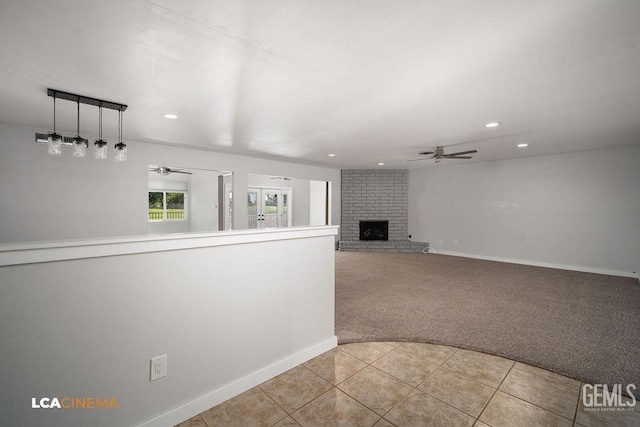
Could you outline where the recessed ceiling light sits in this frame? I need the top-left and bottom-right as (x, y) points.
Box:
(485, 122), (500, 128)
(378, 162), (385, 166)
(163, 113), (178, 119)
(517, 143), (528, 148)
(328, 153), (336, 157)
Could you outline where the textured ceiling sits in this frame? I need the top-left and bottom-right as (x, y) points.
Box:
(1, 0), (639, 168)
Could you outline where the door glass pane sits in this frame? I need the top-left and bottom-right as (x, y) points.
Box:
(282, 193), (289, 227)
(247, 191), (258, 228)
(228, 189), (233, 230)
(264, 192), (278, 228)
(149, 192), (164, 221)
(166, 192), (185, 219)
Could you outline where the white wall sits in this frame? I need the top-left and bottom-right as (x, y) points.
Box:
(189, 169), (219, 233)
(0, 123), (341, 243)
(0, 228), (338, 427)
(408, 146), (640, 276)
(309, 180), (327, 226)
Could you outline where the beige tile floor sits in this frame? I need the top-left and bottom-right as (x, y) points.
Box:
(177, 342), (640, 427)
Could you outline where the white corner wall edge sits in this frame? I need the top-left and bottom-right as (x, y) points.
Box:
(140, 336), (337, 427)
(429, 249), (638, 279)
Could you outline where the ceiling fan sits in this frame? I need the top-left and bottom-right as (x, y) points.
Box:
(148, 166), (192, 175)
(408, 146), (477, 162)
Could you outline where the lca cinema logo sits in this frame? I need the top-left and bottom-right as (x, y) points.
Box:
(31, 397), (119, 409)
(582, 384), (637, 412)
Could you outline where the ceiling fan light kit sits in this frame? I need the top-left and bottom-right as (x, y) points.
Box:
(45, 89), (128, 161)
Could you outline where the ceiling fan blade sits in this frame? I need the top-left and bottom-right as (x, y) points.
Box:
(446, 150), (477, 156)
(407, 157), (431, 162)
(150, 166), (193, 175)
(443, 155), (473, 159)
(418, 151), (434, 155)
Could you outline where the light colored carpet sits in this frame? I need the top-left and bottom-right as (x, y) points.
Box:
(336, 251), (640, 395)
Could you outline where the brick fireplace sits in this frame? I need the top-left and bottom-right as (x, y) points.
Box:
(339, 169), (428, 252)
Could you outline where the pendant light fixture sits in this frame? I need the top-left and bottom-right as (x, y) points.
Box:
(94, 106), (108, 160)
(114, 110), (127, 162)
(47, 96), (63, 156)
(72, 100), (88, 158)
(45, 89), (128, 160)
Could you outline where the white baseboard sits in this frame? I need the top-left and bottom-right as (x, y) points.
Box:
(140, 336), (338, 427)
(428, 249), (638, 279)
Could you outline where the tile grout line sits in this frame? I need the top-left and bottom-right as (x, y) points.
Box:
(336, 364), (414, 422)
(415, 347), (508, 421)
(337, 343), (426, 425)
(495, 379), (580, 421)
(475, 360), (516, 424)
(510, 362), (582, 394)
(290, 364), (336, 412)
(572, 383), (584, 427)
(284, 385), (339, 426)
(197, 414), (210, 427)
(373, 346), (484, 425)
(338, 343), (401, 425)
(479, 362), (580, 425)
(257, 364), (335, 425)
(258, 386), (296, 426)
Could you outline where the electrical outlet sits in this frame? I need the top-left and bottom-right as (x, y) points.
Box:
(453, 240), (459, 246)
(150, 355), (167, 381)
(438, 239), (443, 245)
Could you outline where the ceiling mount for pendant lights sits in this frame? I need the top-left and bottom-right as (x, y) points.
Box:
(46, 89), (128, 161)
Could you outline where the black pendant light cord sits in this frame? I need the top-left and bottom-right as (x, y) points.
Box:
(98, 106), (103, 140)
(53, 97), (57, 134)
(76, 101), (80, 136)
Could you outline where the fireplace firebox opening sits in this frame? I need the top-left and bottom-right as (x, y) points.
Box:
(359, 220), (389, 241)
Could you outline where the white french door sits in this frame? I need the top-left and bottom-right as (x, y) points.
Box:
(248, 188), (291, 229)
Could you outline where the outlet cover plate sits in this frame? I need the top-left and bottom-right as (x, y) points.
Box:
(150, 354), (167, 381)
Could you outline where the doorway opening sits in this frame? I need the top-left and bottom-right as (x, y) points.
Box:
(248, 187), (292, 229)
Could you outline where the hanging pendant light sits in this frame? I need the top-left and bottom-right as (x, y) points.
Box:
(114, 110), (127, 162)
(45, 89), (128, 160)
(72, 100), (88, 158)
(94, 105), (108, 160)
(47, 96), (63, 155)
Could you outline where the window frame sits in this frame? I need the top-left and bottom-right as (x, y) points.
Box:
(148, 190), (188, 222)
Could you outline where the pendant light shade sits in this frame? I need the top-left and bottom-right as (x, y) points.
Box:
(94, 106), (108, 160)
(73, 137), (88, 158)
(94, 140), (108, 160)
(47, 133), (63, 156)
(47, 97), (63, 156)
(72, 100), (88, 158)
(114, 110), (127, 162)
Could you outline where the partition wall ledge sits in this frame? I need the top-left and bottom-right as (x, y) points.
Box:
(0, 226), (339, 267)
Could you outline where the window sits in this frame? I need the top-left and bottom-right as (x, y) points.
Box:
(148, 191), (187, 221)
